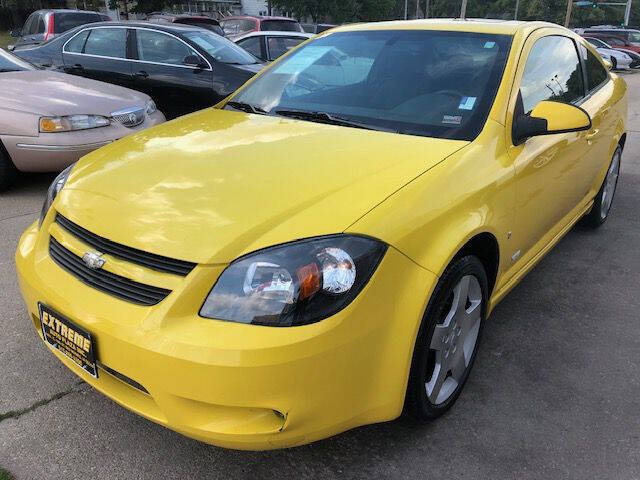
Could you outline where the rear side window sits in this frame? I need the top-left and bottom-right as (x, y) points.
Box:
(520, 35), (584, 114)
(583, 47), (609, 92)
(237, 36), (263, 59)
(54, 13), (101, 34)
(36, 15), (46, 34)
(64, 29), (90, 53)
(23, 13), (38, 35)
(83, 28), (127, 59)
(261, 20), (302, 32)
(266, 36), (305, 60)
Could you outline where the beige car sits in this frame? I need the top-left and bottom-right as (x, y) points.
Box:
(0, 48), (165, 191)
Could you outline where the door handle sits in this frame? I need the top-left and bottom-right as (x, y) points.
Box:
(586, 129), (600, 143)
(72, 63), (84, 70)
(134, 71), (149, 78)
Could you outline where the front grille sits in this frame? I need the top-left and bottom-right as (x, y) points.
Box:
(111, 107), (145, 128)
(98, 362), (149, 394)
(56, 214), (195, 276)
(49, 237), (171, 306)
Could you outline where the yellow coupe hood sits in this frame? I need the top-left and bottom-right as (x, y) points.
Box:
(56, 109), (467, 265)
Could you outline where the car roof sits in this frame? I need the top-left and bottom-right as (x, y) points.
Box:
(330, 18), (559, 36)
(81, 20), (206, 32)
(233, 31), (312, 40)
(222, 15), (298, 22)
(34, 9), (102, 14)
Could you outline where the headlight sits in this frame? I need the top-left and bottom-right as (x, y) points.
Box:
(39, 115), (110, 133)
(146, 100), (157, 115)
(39, 164), (74, 227)
(200, 235), (387, 327)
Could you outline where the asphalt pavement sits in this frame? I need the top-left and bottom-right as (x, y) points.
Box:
(1, 73), (639, 480)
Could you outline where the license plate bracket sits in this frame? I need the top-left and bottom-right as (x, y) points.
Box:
(39, 303), (98, 378)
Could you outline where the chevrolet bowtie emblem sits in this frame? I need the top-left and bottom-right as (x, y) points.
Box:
(82, 251), (106, 270)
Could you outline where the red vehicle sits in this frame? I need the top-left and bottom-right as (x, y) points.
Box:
(578, 29), (640, 54)
(220, 15), (303, 37)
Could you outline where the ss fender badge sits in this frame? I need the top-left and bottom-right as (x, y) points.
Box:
(82, 251), (106, 270)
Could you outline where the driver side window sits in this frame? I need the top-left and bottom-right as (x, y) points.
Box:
(136, 29), (199, 65)
(520, 36), (584, 114)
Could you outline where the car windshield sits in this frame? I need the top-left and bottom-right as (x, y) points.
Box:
(228, 30), (512, 140)
(0, 48), (34, 72)
(261, 20), (303, 32)
(183, 30), (258, 64)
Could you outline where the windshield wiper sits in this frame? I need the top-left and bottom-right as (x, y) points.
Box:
(274, 109), (398, 133)
(225, 101), (267, 115)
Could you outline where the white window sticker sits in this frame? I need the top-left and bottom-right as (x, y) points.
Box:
(274, 46), (332, 74)
(484, 41), (496, 49)
(443, 115), (462, 125)
(458, 96), (477, 110)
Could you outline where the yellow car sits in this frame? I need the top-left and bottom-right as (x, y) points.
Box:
(16, 19), (626, 450)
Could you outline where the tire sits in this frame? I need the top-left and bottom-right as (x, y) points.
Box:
(0, 144), (18, 193)
(582, 145), (621, 229)
(611, 57), (618, 70)
(405, 255), (488, 421)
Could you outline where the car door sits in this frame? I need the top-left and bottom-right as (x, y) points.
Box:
(506, 31), (592, 266)
(577, 44), (618, 196)
(131, 28), (213, 119)
(62, 26), (134, 89)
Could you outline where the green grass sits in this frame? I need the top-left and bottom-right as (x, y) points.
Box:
(0, 31), (13, 50)
(0, 468), (13, 480)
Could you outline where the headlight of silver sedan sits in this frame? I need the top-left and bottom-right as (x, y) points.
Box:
(39, 164), (74, 227)
(145, 100), (157, 115)
(39, 115), (110, 133)
(200, 235), (387, 327)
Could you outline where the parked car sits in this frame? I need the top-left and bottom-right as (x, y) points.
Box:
(17, 20), (626, 450)
(0, 48), (164, 192)
(301, 23), (337, 34)
(12, 22), (264, 119)
(584, 36), (640, 69)
(233, 31), (312, 62)
(146, 13), (224, 36)
(220, 15), (304, 37)
(8, 9), (106, 51)
(576, 27), (640, 50)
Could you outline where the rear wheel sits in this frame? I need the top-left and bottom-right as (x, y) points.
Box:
(0, 145), (17, 193)
(406, 255), (487, 421)
(583, 146), (621, 228)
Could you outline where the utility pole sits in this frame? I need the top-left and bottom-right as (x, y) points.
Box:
(564, 0), (572, 27)
(514, 0), (520, 20)
(404, 0), (408, 19)
(416, 0), (420, 18)
(624, 0), (633, 26)
(460, 0), (468, 19)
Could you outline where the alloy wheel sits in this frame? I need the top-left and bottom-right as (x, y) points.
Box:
(601, 149), (621, 220)
(426, 275), (482, 405)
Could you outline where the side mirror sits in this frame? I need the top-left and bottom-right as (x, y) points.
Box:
(7, 45), (15, 51)
(9, 29), (21, 38)
(513, 100), (591, 145)
(602, 58), (613, 70)
(183, 55), (207, 69)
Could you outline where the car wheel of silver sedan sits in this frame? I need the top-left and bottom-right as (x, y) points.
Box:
(583, 145), (622, 228)
(406, 255), (488, 421)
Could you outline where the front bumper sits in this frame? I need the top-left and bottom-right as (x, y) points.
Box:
(16, 220), (437, 450)
(2, 111), (165, 173)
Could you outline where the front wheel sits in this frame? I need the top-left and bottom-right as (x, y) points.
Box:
(405, 255), (488, 421)
(582, 145), (621, 228)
